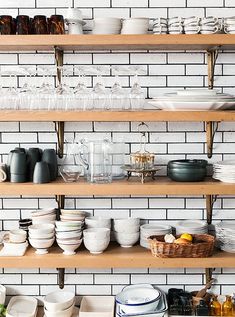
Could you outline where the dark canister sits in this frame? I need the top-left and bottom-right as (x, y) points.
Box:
(16, 15), (30, 34)
(48, 15), (65, 34)
(0, 15), (13, 34)
(33, 161), (51, 184)
(42, 148), (58, 181)
(167, 159), (208, 182)
(31, 15), (48, 34)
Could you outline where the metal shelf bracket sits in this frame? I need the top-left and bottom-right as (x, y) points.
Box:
(207, 48), (219, 90)
(54, 46), (64, 86)
(206, 195), (217, 225)
(54, 121), (65, 159)
(206, 121), (219, 158)
(56, 194), (65, 210)
(57, 268), (65, 289)
(205, 268), (215, 284)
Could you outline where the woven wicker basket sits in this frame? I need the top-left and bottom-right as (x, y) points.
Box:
(148, 234), (215, 258)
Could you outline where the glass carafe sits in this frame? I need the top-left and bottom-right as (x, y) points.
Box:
(79, 139), (112, 183)
(59, 139), (82, 182)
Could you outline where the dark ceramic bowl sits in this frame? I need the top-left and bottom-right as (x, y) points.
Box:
(167, 159), (208, 182)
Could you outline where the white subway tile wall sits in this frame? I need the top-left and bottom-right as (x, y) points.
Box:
(0, 0), (235, 301)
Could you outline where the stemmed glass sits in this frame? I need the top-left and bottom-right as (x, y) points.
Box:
(110, 66), (128, 110)
(129, 66), (146, 110)
(74, 66), (92, 111)
(92, 66), (110, 110)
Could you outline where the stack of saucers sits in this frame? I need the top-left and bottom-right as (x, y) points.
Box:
(55, 210), (85, 255)
(140, 224), (172, 249)
(213, 160), (235, 183)
(31, 208), (56, 225)
(175, 220), (208, 235)
(113, 218), (140, 248)
(215, 221), (235, 253)
(28, 223), (55, 255)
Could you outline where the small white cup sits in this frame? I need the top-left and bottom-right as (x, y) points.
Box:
(0, 163), (7, 182)
(153, 17), (167, 26)
(66, 7), (83, 21)
(184, 25), (200, 34)
(153, 25), (168, 34)
(168, 25), (183, 34)
(200, 25), (219, 34)
(183, 16), (200, 26)
(9, 229), (27, 243)
(201, 16), (218, 25)
(168, 16), (183, 26)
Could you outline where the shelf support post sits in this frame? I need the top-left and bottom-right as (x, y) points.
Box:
(207, 48), (219, 90)
(206, 121), (219, 159)
(54, 121), (64, 159)
(56, 195), (65, 210)
(54, 46), (64, 86)
(57, 268), (65, 289)
(205, 268), (214, 284)
(206, 195), (217, 225)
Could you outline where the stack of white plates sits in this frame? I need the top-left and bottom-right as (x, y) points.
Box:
(148, 89), (235, 110)
(140, 224), (172, 249)
(176, 220), (208, 235)
(215, 221), (235, 253)
(213, 160), (235, 183)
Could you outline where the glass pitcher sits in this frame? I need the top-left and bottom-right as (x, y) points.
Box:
(78, 139), (112, 183)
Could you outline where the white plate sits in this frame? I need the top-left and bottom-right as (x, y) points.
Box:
(176, 220), (207, 229)
(176, 89), (219, 96)
(6, 296), (38, 317)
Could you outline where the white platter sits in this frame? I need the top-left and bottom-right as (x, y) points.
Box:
(6, 296), (38, 317)
(176, 89), (219, 96)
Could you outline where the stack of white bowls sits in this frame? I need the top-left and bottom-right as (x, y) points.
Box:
(140, 224), (172, 249)
(31, 208), (56, 225)
(113, 218), (140, 248)
(92, 18), (122, 34)
(85, 216), (111, 229)
(83, 228), (110, 254)
(56, 210), (85, 255)
(43, 290), (75, 317)
(121, 18), (149, 34)
(215, 221), (235, 253)
(28, 224), (55, 255)
(175, 220), (208, 235)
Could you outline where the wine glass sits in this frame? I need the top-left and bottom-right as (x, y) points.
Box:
(129, 66), (145, 110)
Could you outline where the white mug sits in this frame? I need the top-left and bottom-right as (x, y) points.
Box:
(0, 163), (7, 182)
(200, 26), (219, 34)
(67, 22), (83, 34)
(168, 25), (183, 34)
(201, 16), (218, 25)
(224, 26), (235, 34)
(168, 16), (183, 26)
(153, 17), (167, 26)
(183, 16), (200, 26)
(184, 26), (200, 34)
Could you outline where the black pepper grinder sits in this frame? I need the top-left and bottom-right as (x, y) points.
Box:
(196, 299), (209, 316)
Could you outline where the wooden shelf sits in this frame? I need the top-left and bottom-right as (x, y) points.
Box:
(0, 244), (234, 268)
(1, 177), (235, 196)
(0, 34), (235, 51)
(0, 110), (235, 122)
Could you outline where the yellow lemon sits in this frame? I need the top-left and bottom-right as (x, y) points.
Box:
(180, 233), (193, 242)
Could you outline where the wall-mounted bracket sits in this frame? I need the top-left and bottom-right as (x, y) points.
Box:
(57, 268), (65, 289)
(54, 46), (64, 86)
(206, 195), (217, 225)
(56, 195), (65, 210)
(205, 268), (215, 284)
(207, 48), (219, 90)
(54, 121), (64, 159)
(206, 121), (219, 158)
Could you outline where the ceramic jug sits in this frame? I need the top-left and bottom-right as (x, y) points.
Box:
(78, 139), (113, 183)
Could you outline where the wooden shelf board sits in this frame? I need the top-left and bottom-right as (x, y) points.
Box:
(0, 244), (234, 268)
(0, 177), (235, 196)
(0, 34), (235, 51)
(1, 110), (235, 122)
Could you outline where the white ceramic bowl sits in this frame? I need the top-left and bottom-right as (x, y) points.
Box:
(44, 301), (75, 317)
(32, 214), (56, 221)
(114, 231), (140, 248)
(83, 237), (110, 254)
(60, 215), (85, 221)
(57, 239), (82, 255)
(44, 290), (75, 312)
(32, 219), (55, 225)
(28, 224), (55, 235)
(114, 218), (140, 227)
(56, 230), (82, 240)
(60, 209), (86, 216)
(55, 221), (83, 229)
(29, 237), (55, 254)
(85, 217), (111, 229)
(29, 232), (54, 240)
(31, 208), (56, 217)
(9, 229), (27, 243)
(83, 228), (110, 240)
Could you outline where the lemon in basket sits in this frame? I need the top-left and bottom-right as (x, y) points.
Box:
(180, 233), (193, 242)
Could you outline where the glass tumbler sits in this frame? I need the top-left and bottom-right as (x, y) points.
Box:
(16, 15), (30, 34)
(0, 15), (13, 34)
(48, 15), (65, 34)
(31, 15), (48, 34)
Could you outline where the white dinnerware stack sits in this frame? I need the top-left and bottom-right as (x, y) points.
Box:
(113, 218), (140, 248)
(28, 223), (55, 255)
(183, 16), (200, 34)
(121, 18), (149, 34)
(55, 210), (85, 255)
(0, 229), (28, 257)
(175, 220), (208, 235)
(148, 89), (235, 111)
(224, 16), (235, 34)
(92, 18), (122, 34)
(65, 7), (86, 34)
(85, 216), (111, 229)
(200, 16), (222, 34)
(31, 208), (56, 225)
(83, 228), (110, 254)
(43, 290), (76, 317)
(215, 221), (235, 253)
(213, 160), (235, 183)
(153, 18), (168, 34)
(168, 16), (183, 34)
(140, 224), (172, 249)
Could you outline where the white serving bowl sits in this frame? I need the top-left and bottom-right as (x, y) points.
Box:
(31, 208), (56, 217)
(83, 228), (110, 240)
(29, 237), (55, 254)
(116, 284), (161, 314)
(9, 229), (27, 243)
(55, 221), (82, 229)
(56, 230), (82, 240)
(114, 231), (140, 248)
(83, 237), (110, 254)
(44, 290), (75, 312)
(57, 239), (82, 255)
(32, 218), (56, 225)
(55, 227), (82, 233)
(114, 224), (140, 233)
(29, 232), (54, 240)
(28, 224), (55, 235)
(32, 214), (56, 221)
(85, 217), (111, 229)
(44, 301), (75, 317)
(60, 215), (85, 221)
(114, 218), (140, 227)
(60, 209), (86, 216)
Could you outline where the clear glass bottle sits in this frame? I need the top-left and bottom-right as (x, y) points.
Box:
(210, 295), (222, 316)
(222, 295), (233, 316)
